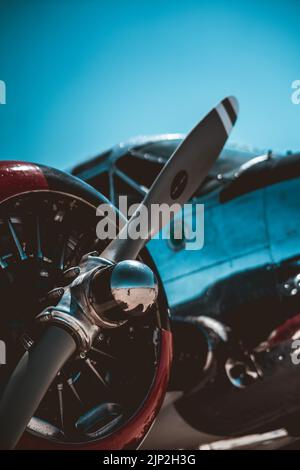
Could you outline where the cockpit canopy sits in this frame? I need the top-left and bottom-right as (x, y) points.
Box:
(71, 135), (261, 204)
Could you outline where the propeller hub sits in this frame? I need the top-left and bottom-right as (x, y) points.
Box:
(111, 260), (158, 314)
(90, 260), (159, 321)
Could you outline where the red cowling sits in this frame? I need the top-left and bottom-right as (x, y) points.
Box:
(0, 160), (173, 450)
(0, 161), (48, 203)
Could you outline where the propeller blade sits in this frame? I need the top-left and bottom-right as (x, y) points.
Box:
(101, 96), (239, 262)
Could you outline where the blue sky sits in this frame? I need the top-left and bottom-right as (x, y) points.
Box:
(0, 0), (299, 169)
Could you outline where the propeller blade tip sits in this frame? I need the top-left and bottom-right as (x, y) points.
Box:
(227, 95), (239, 116)
(216, 96), (239, 136)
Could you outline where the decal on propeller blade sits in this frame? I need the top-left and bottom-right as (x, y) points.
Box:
(170, 170), (188, 200)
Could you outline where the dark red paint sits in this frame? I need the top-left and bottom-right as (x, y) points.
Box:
(257, 313), (300, 351)
(0, 161), (48, 203)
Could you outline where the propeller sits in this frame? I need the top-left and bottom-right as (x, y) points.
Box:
(101, 96), (239, 263)
(0, 96), (239, 449)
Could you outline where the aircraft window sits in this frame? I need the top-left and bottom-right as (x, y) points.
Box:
(72, 150), (111, 176)
(115, 154), (163, 190)
(88, 171), (110, 199)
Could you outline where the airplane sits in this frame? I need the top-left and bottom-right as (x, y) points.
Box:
(0, 96), (300, 450)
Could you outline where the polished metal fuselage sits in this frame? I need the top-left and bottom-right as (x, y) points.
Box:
(148, 161), (300, 346)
